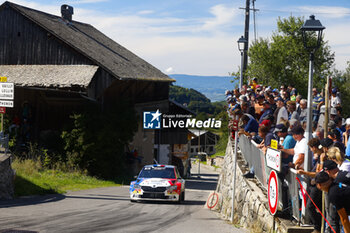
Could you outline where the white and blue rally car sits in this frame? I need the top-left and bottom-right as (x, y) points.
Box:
(129, 164), (185, 202)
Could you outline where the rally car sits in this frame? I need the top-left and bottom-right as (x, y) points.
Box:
(129, 164), (185, 203)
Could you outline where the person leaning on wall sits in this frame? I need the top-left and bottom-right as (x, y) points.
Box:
(315, 171), (350, 233)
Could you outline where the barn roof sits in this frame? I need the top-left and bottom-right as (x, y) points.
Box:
(2, 1), (174, 82)
(0, 65), (98, 88)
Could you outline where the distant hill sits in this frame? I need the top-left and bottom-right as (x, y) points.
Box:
(169, 85), (226, 115)
(169, 74), (237, 102)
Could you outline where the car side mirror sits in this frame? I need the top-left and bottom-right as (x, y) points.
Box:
(133, 175), (138, 179)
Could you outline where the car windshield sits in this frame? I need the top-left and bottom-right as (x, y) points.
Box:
(138, 167), (176, 179)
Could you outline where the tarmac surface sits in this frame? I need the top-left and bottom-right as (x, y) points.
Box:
(0, 163), (245, 233)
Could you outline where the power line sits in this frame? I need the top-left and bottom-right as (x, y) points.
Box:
(259, 9), (350, 15)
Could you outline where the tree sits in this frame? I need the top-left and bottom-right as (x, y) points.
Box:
(332, 61), (350, 116)
(246, 16), (335, 97)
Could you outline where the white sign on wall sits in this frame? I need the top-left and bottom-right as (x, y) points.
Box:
(0, 83), (14, 100)
(0, 100), (13, 108)
(266, 147), (282, 172)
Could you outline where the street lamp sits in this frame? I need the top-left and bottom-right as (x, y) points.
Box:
(300, 15), (325, 225)
(231, 35), (247, 223)
(300, 15), (325, 174)
(237, 36), (247, 90)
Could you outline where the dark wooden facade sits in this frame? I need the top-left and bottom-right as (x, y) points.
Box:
(0, 2), (173, 137)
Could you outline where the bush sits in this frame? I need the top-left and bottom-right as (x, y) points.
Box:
(61, 101), (138, 179)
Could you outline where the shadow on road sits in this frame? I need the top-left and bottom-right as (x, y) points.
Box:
(0, 194), (65, 208)
(136, 199), (206, 206)
(185, 173), (219, 191)
(65, 195), (130, 201)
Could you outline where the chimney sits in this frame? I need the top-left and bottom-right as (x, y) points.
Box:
(61, 4), (74, 22)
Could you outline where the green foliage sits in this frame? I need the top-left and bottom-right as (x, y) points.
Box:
(12, 159), (120, 197)
(246, 16), (335, 97)
(214, 110), (229, 156)
(61, 101), (138, 179)
(332, 61), (350, 116)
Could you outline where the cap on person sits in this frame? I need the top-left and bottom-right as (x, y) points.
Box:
(320, 138), (333, 148)
(274, 124), (287, 133)
(260, 120), (271, 127)
(276, 97), (284, 102)
(346, 118), (350, 125)
(315, 170), (330, 184)
(332, 88), (337, 94)
(239, 95), (248, 102)
(323, 160), (338, 171)
(291, 125), (304, 135)
(320, 105), (326, 114)
(273, 88), (279, 93)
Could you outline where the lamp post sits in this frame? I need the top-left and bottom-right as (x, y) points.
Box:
(230, 36), (247, 223)
(300, 15), (325, 224)
(237, 36), (247, 90)
(300, 15), (325, 173)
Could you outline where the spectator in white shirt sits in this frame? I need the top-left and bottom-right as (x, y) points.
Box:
(331, 88), (341, 108)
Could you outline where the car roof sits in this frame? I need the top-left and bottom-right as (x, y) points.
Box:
(143, 164), (175, 169)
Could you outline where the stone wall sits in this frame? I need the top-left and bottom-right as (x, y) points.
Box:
(209, 138), (289, 233)
(0, 154), (14, 199)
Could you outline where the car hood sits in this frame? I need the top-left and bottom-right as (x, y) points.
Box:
(139, 178), (172, 187)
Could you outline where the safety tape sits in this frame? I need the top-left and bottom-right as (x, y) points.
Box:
(295, 177), (336, 233)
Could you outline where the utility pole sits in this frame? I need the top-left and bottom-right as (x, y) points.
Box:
(239, 0), (259, 76)
(243, 0), (250, 74)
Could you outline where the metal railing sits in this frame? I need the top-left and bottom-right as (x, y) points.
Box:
(238, 135), (304, 222)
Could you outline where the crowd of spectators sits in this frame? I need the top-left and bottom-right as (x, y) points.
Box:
(225, 78), (350, 233)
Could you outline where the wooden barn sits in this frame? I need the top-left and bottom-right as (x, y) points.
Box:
(0, 1), (174, 165)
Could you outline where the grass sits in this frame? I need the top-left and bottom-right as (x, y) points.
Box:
(12, 159), (121, 197)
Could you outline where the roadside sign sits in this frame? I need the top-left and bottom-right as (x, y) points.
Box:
(0, 83), (14, 100)
(0, 77), (7, 82)
(266, 147), (282, 172)
(0, 100), (13, 108)
(268, 170), (278, 215)
(270, 139), (278, 150)
(0, 107), (5, 114)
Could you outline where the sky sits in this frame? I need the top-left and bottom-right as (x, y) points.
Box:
(3, 0), (350, 76)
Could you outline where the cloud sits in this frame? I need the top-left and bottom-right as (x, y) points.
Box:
(72, 0), (110, 3)
(201, 4), (241, 31)
(6, 1), (349, 75)
(297, 6), (350, 18)
(137, 10), (154, 15)
(165, 67), (174, 74)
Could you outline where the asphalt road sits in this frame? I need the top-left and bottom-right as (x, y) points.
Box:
(0, 163), (245, 233)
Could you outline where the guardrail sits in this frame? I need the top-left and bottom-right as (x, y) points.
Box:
(237, 135), (305, 222)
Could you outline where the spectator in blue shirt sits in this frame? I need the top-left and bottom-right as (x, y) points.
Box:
(259, 100), (272, 124)
(238, 114), (259, 137)
(312, 88), (324, 127)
